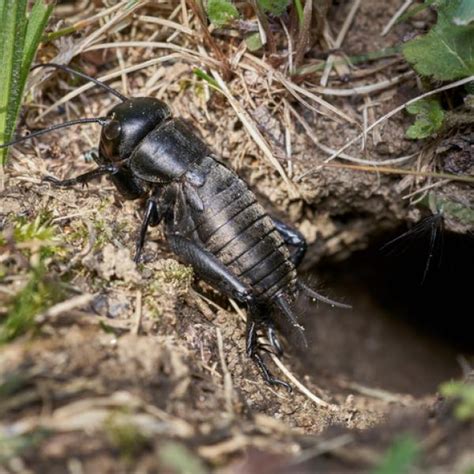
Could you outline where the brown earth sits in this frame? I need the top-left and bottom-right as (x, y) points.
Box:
(1, 1), (473, 473)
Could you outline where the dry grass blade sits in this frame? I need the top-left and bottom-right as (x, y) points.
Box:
(287, 101), (417, 167)
(35, 293), (96, 323)
(210, 70), (297, 195)
(216, 327), (235, 415)
(320, 0), (361, 86)
(138, 15), (196, 37)
(317, 162), (474, 184)
(35, 55), (189, 120)
(297, 75), (474, 180)
(381, 0), (413, 36)
(243, 53), (355, 124)
(314, 71), (414, 96)
(49, 0), (145, 66)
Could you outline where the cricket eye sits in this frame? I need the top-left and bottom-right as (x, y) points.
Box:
(104, 119), (122, 140)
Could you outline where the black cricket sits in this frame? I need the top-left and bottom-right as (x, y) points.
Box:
(1, 63), (349, 390)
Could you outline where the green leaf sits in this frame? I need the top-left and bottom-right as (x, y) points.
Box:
(0, 0), (27, 164)
(0, 0), (52, 165)
(440, 382), (474, 421)
(206, 0), (239, 27)
(0, 264), (63, 344)
(257, 0), (290, 16)
(452, 0), (474, 25)
(372, 435), (419, 474)
(245, 32), (264, 51)
(406, 98), (445, 139)
(402, 1), (474, 80)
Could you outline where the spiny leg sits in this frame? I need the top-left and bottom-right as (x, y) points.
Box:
(166, 232), (290, 389)
(266, 323), (283, 357)
(166, 233), (253, 302)
(246, 311), (291, 391)
(272, 217), (307, 267)
(43, 164), (118, 188)
(297, 281), (352, 309)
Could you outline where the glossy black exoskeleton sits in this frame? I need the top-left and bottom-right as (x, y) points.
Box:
(1, 63), (349, 389)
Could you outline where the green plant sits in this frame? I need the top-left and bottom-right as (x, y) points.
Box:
(0, 263), (63, 344)
(0, 0), (53, 165)
(403, 0), (474, 81)
(0, 429), (49, 463)
(406, 99), (445, 139)
(205, 0), (292, 27)
(372, 435), (420, 474)
(206, 0), (239, 27)
(104, 411), (149, 461)
(401, 0), (474, 140)
(440, 381), (474, 421)
(159, 442), (207, 474)
(0, 214), (64, 343)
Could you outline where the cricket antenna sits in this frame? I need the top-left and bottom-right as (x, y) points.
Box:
(0, 117), (108, 148)
(32, 63), (127, 102)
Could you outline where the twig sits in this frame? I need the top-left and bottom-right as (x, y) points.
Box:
(216, 327), (235, 415)
(381, 0), (413, 36)
(321, 0), (361, 85)
(36, 293), (96, 323)
(210, 70), (297, 195)
(287, 102), (416, 166)
(132, 289), (143, 335)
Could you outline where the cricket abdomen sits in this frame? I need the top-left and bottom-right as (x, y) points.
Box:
(190, 157), (297, 299)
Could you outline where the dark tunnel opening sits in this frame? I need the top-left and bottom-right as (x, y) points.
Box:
(299, 225), (474, 396)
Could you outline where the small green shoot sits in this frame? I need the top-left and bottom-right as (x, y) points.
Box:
(157, 260), (194, 288)
(0, 429), (49, 463)
(419, 193), (474, 226)
(245, 32), (264, 52)
(0, 264), (63, 344)
(294, 0), (304, 26)
(402, 0), (474, 80)
(0, 0), (53, 165)
(104, 411), (149, 461)
(440, 381), (474, 421)
(1, 213), (62, 259)
(1, 214), (64, 343)
(258, 0), (290, 16)
(205, 0), (239, 27)
(372, 435), (420, 474)
(159, 441), (207, 474)
(193, 68), (220, 89)
(406, 98), (445, 139)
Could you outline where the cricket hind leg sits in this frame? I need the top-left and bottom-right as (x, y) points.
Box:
(272, 217), (307, 268)
(245, 307), (291, 391)
(166, 220), (291, 389)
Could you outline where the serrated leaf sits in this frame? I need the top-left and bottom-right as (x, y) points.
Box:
(452, 0), (474, 25)
(402, 1), (474, 80)
(206, 0), (239, 27)
(406, 99), (445, 139)
(257, 0), (290, 16)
